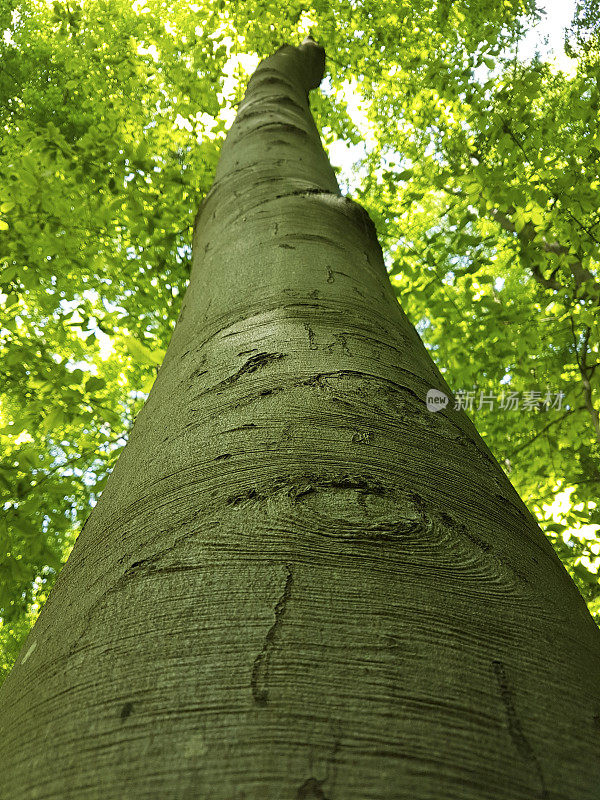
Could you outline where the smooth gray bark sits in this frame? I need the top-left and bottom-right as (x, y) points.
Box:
(1, 38), (600, 800)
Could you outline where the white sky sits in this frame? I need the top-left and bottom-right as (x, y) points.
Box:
(520, 0), (578, 71)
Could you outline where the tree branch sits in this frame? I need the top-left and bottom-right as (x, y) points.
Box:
(570, 317), (600, 444)
(507, 407), (577, 460)
(489, 207), (600, 293)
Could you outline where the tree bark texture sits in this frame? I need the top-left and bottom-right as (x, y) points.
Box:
(1, 38), (600, 800)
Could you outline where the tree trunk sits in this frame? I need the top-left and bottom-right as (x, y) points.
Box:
(1, 38), (599, 800)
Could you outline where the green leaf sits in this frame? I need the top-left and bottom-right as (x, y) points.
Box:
(141, 374), (156, 393)
(41, 407), (65, 434)
(0, 267), (18, 284)
(67, 370), (85, 386)
(123, 336), (164, 366)
(85, 376), (106, 393)
(545, 523), (566, 534)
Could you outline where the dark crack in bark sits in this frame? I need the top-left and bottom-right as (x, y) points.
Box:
(203, 352), (287, 395)
(296, 777), (329, 800)
(492, 659), (548, 799)
(227, 473), (392, 507)
(251, 565), (293, 706)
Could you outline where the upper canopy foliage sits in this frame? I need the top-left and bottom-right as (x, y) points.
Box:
(1, 0), (599, 680)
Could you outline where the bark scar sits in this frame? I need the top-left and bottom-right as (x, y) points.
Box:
(251, 565), (293, 706)
(304, 323), (318, 350)
(205, 352), (287, 395)
(492, 659), (548, 798)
